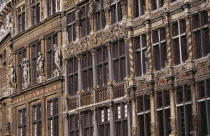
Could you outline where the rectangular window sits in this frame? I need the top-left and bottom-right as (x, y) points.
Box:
(197, 79), (210, 135)
(96, 46), (109, 87)
(31, 41), (41, 84)
(68, 57), (78, 95)
(115, 103), (128, 136)
(152, 28), (167, 71)
(172, 20), (187, 65)
(32, 103), (42, 136)
(48, 98), (58, 136)
(134, 0), (145, 18)
(98, 108), (110, 136)
(80, 5), (90, 37)
(47, 0), (56, 16)
(192, 11), (210, 59)
(67, 11), (76, 42)
(82, 111), (94, 136)
(18, 12), (25, 33)
(31, 0), (40, 26)
(18, 108), (26, 136)
(112, 40), (126, 83)
(156, 91), (171, 136)
(137, 95), (150, 136)
(95, 0), (106, 30)
(110, 0), (122, 24)
(134, 34), (147, 77)
(82, 52), (93, 91)
(151, 0), (164, 10)
(46, 33), (57, 78)
(69, 114), (79, 136)
(17, 48), (26, 89)
(176, 85), (192, 136)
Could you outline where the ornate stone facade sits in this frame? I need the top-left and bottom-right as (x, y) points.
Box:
(0, 0), (209, 136)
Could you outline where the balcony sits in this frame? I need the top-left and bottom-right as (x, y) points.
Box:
(0, 0), (12, 13)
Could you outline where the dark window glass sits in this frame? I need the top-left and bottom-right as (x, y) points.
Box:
(68, 57), (78, 95)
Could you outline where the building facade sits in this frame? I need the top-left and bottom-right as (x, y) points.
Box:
(0, 0), (210, 136)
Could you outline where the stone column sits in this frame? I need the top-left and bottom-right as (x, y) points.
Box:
(77, 54), (82, 94)
(79, 112), (83, 136)
(75, 9), (81, 41)
(185, 8), (193, 62)
(91, 49), (97, 88)
(126, 101), (132, 136)
(104, 0), (111, 27)
(169, 89), (177, 136)
(126, 30), (134, 79)
(12, 107), (17, 136)
(57, 30), (62, 48)
(121, 0), (127, 20)
(107, 43), (113, 84)
(92, 108), (98, 136)
(127, 0), (134, 20)
(26, 102), (31, 136)
(145, 0), (151, 14)
(88, 0), (95, 34)
(145, 21), (152, 73)
(188, 77), (198, 136)
(109, 104), (115, 136)
(63, 113), (69, 136)
(40, 97), (46, 136)
(131, 98), (137, 136)
(150, 93), (156, 136)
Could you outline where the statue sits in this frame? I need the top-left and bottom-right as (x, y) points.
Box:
(88, 0), (95, 17)
(21, 58), (30, 84)
(8, 65), (16, 88)
(54, 44), (61, 70)
(37, 52), (45, 76)
(6, 14), (12, 30)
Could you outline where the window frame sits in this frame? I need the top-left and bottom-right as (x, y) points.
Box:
(114, 103), (128, 136)
(192, 11), (209, 59)
(32, 103), (42, 136)
(134, 34), (147, 77)
(68, 57), (78, 95)
(31, 0), (40, 26)
(81, 52), (93, 91)
(47, 98), (59, 136)
(80, 4), (90, 37)
(96, 46), (109, 87)
(67, 11), (76, 42)
(155, 90), (171, 136)
(18, 108), (26, 136)
(137, 95), (150, 136)
(152, 28), (167, 71)
(134, 0), (145, 18)
(112, 40), (126, 83)
(110, 0), (122, 24)
(172, 19), (187, 65)
(95, 0), (106, 31)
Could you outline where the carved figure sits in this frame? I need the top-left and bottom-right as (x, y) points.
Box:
(37, 52), (45, 76)
(54, 44), (61, 70)
(6, 14), (12, 30)
(88, 0), (95, 17)
(8, 65), (16, 88)
(21, 58), (30, 83)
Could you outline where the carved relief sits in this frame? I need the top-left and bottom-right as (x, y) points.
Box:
(195, 61), (209, 78)
(154, 72), (167, 87)
(62, 23), (127, 59)
(174, 65), (187, 82)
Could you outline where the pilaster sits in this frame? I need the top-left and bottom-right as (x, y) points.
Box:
(104, 0), (111, 27)
(92, 108), (98, 136)
(91, 49), (97, 88)
(169, 89), (177, 136)
(77, 54), (82, 92)
(127, 0), (133, 20)
(150, 93), (156, 136)
(40, 97), (46, 136)
(109, 103), (116, 136)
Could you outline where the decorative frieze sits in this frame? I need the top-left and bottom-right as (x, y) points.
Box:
(62, 23), (127, 59)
